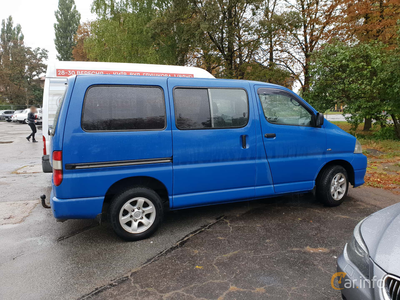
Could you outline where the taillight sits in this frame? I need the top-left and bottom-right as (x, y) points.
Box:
(43, 136), (47, 155)
(52, 151), (63, 186)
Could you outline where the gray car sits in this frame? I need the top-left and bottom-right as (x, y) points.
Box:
(0, 110), (14, 122)
(337, 202), (400, 300)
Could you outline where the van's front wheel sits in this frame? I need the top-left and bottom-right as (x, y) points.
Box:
(110, 187), (164, 241)
(316, 166), (349, 207)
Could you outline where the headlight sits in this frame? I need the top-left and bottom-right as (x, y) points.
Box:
(347, 219), (370, 278)
(354, 139), (362, 153)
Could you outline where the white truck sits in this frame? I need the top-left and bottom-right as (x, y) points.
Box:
(42, 61), (215, 172)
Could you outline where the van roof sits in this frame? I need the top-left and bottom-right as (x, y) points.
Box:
(45, 61), (215, 79)
(72, 74), (282, 86)
(68, 74), (290, 95)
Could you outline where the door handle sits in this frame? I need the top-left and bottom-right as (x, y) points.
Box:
(241, 135), (247, 148)
(264, 133), (276, 138)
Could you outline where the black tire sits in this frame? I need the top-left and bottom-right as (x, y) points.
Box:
(316, 165), (349, 207)
(109, 187), (164, 241)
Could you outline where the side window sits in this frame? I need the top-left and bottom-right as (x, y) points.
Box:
(257, 88), (313, 126)
(174, 88), (211, 129)
(174, 88), (248, 129)
(82, 85), (166, 131)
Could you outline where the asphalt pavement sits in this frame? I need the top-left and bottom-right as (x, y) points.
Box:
(0, 121), (399, 300)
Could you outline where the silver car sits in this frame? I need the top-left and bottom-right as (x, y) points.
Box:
(0, 110), (15, 122)
(337, 202), (400, 300)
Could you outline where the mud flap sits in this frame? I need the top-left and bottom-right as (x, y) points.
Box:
(42, 155), (52, 173)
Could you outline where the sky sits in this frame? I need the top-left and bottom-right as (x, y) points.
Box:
(0, 0), (95, 61)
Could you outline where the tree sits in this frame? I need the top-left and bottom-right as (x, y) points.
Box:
(84, 0), (302, 85)
(304, 41), (396, 132)
(279, 0), (344, 93)
(0, 16), (26, 104)
(339, 1), (400, 129)
(378, 38), (400, 138)
(0, 16), (48, 105)
(343, 0), (400, 46)
(85, 0), (163, 63)
(190, 0), (264, 78)
(148, 0), (200, 66)
(25, 47), (48, 105)
(258, 0), (298, 67)
(239, 62), (294, 88)
(72, 22), (92, 61)
(54, 0), (81, 61)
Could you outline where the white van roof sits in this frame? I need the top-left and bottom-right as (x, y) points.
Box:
(46, 61), (215, 79)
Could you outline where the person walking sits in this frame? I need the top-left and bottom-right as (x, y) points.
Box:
(26, 106), (38, 143)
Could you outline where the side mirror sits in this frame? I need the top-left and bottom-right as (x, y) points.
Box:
(314, 113), (324, 127)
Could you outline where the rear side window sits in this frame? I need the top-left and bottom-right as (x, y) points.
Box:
(52, 86), (68, 134)
(82, 86), (166, 131)
(174, 88), (248, 129)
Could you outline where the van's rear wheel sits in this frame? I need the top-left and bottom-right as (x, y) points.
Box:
(109, 187), (163, 241)
(316, 165), (349, 207)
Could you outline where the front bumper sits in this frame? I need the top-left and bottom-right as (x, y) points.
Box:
(337, 244), (387, 300)
(50, 189), (103, 219)
(352, 154), (368, 187)
(354, 169), (367, 188)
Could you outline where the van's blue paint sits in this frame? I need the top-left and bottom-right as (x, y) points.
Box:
(50, 75), (367, 220)
(55, 76), (173, 202)
(254, 84), (327, 194)
(352, 154), (368, 187)
(167, 78), (269, 208)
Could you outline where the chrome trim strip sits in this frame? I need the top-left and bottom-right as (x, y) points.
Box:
(65, 157), (172, 170)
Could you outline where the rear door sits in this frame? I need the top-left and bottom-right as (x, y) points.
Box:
(255, 86), (327, 194)
(168, 78), (258, 209)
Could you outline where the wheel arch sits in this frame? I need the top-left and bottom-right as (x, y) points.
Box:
(316, 160), (355, 186)
(103, 176), (170, 212)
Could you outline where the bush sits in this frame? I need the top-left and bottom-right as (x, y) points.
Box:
(373, 126), (398, 140)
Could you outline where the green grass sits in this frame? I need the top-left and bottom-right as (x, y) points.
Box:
(331, 121), (400, 154)
(331, 121), (400, 193)
(324, 111), (343, 115)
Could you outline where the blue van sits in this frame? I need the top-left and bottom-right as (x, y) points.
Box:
(50, 75), (367, 240)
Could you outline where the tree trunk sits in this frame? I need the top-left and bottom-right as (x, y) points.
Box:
(223, 0), (235, 79)
(269, 38), (274, 67)
(391, 114), (400, 139)
(302, 53), (311, 94)
(363, 117), (372, 131)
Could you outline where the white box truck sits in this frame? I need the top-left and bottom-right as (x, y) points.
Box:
(42, 61), (215, 172)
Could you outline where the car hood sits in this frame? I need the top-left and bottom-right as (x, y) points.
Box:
(361, 202), (400, 275)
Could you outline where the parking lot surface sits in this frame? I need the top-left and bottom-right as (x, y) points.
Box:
(0, 121), (399, 300)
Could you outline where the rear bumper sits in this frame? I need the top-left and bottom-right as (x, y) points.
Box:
(50, 190), (103, 219)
